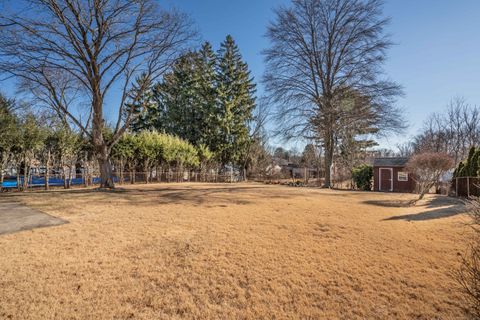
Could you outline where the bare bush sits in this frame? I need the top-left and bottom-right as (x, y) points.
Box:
(406, 152), (454, 200)
(458, 198), (480, 318)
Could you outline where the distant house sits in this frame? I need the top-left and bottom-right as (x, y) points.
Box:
(272, 158), (318, 180)
(285, 163), (318, 180)
(373, 157), (416, 193)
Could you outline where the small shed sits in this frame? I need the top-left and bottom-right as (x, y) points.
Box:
(373, 157), (416, 193)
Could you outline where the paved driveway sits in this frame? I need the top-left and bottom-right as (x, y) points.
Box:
(0, 202), (66, 235)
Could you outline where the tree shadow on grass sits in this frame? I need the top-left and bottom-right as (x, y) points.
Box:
(363, 199), (416, 208)
(0, 184), (299, 208)
(379, 196), (468, 221)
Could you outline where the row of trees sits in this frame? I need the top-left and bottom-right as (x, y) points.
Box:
(1, 93), (224, 191)
(111, 131), (210, 184)
(0, 0), (264, 188)
(0, 99), (83, 190)
(0, 0), (263, 187)
(411, 98), (480, 165)
(0, 0), (411, 189)
(127, 36), (257, 176)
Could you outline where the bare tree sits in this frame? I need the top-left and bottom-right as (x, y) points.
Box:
(414, 97), (480, 166)
(240, 97), (271, 181)
(406, 152), (454, 200)
(263, 0), (403, 188)
(0, 0), (195, 188)
(396, 141), (414, 157)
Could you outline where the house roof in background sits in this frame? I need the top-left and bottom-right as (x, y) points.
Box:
(373, 157), (409, 167)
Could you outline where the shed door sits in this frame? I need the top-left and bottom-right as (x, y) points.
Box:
(380, 168), (393, 191)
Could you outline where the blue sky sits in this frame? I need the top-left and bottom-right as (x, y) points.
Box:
(170, 0), (480, 149)
(3, 0), (480, 150)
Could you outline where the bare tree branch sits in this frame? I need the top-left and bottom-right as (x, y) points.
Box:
(0, 0), (196, 188)
(263, 0), (403, 187)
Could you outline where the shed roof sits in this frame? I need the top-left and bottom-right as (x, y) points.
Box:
(373, 157), (409, 167)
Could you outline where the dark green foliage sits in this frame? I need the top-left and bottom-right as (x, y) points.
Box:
(134, 43), (219, 150)
(125, 74), (157, 132)
(195, 42), (218, 149)
(352, 165), (373, 191)
(454, 147), (480, 177)
(215, 35), (256, 166)
(0, 94), (19, 184)
(156, 52), (199, 141)
(134, 37), (257, 168)
(0, 94), (18, 159)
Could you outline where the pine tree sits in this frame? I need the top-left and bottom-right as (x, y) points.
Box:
(196, 42), (218, 149)
(126, 73), (157, 132)
(466, 147), (480, 177)
(153, 52), (201, 143)
(149, 44), (218, 153)
(215, 35), (256, 167)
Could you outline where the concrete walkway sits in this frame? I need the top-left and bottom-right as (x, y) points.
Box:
(0, 202), (66, 235)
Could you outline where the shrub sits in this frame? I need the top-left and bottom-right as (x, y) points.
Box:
(454, 147), (480, 178)
(457, 197), (480, 318)
(406, 152), (454, 200)
(352, 165), (373, 191)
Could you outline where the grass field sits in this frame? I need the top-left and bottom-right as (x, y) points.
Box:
(0, 183), (471, 319)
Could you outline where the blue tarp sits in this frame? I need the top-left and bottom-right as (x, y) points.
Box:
(1, 176), (121, 188)
(2, 177), (85, 188)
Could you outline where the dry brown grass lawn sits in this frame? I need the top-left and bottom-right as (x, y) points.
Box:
(0, 183), (471, 319)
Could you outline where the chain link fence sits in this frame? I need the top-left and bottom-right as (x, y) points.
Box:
(1, 170), (244, 191)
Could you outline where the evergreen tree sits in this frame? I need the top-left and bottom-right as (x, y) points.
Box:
(196, 42), (218, 148)
(126, 73), (157, 132)
(215, 35), (256, 167)
(0, 94), (19, 186)
(153, 52), (201, 142)
(149, 44), (218, 152)
(140, 37), (257, 172)
(466, 147), (480, 177)
(453, 147), (480, 177)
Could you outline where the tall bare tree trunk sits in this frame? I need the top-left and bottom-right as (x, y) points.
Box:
(323, 129), (334, 188)
(92, 87), (115, 189)
(98, 156), (114, 189)
(96, 144), (114, 189)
